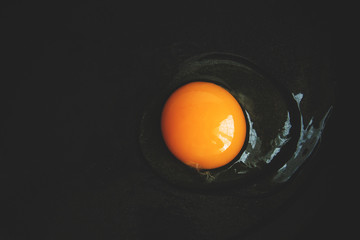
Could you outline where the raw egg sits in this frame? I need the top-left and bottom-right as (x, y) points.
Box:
(161, 81), (247, 169)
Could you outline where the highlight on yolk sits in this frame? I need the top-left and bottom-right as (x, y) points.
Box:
(161, 81), (247, 169)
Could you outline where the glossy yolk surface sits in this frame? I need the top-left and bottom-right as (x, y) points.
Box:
(161, 81), (247, 169)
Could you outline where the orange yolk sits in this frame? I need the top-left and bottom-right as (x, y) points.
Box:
(161, 81), (247, 169)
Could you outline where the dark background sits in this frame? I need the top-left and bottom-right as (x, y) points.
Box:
(0, 1), (351, 239)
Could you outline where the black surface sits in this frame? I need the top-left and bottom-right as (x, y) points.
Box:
(1, 1), (350, 239)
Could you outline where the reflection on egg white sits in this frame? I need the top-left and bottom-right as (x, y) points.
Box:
(199, 109), (292, 182)
(273, 93), (333, 183)
(200, 110), (291, 182)
(200, 92), (332, 184)
(236, 110), (291, 168)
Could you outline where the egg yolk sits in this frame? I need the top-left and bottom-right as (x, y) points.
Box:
(161, 81), (247, 169)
